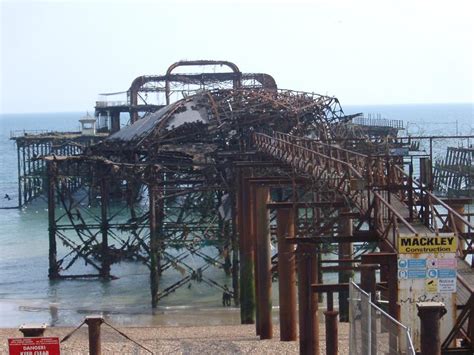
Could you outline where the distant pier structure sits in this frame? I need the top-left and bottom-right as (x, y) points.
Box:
(11, 119), (106, 207)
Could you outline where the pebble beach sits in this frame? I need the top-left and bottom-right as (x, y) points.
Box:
(1, 323), (350, 354)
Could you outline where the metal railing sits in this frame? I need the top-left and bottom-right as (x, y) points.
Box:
(10, 130), (54, 138)
(95, 100), (128, 108)
(349, 280), (415, 355)
(352, 116), (404, 129)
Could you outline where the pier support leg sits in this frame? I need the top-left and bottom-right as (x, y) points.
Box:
(417, 302), (446, 355)
(47, 162), (59, 279)
(338, 209), (352, 322)
(100, 176), (110, 279)
(276, 208), (297, 341)
(360, 264), (378, 355)
(238, 175), (255, 323)
(324, 310), (338, 355)
(230, 189), (240, 306)
(149, 184), (159, 308)
(251, 183), (261, 335)
(255, 186), (272, 339)
(297, 243), (319, 355)
(110, 111), (120, 134)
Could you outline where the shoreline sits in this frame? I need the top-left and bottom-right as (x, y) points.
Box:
(0, 323), (350, 354)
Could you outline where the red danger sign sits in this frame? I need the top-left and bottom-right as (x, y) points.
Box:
(8, 337), (60, 355)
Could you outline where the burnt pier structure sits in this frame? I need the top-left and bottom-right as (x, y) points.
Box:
(15, 61), (474, 353)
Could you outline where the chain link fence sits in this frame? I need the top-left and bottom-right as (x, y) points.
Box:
(349, 280), (415, 355)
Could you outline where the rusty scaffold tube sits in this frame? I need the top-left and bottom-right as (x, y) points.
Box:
(238, 173), (256, 324)
(417, 302), (447, 355)
(338, 208), (353, 322)
(255, 186), (273, 339)
(47, 161), (59, 279)
(276, 207), (297, 341)
(297, 242), (319, 354)
(250, 182), (261, 336)
(149, 183), (159, 308)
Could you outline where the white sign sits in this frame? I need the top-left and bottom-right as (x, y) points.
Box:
(397, 233), (458, 350)
(438, 278), (456, 293)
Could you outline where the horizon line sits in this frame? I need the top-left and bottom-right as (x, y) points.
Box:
(1, 101), (473, 115)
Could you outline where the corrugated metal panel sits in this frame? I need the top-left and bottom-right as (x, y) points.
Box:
(106, 97), (209, 144)
(106, 105), (172, 143)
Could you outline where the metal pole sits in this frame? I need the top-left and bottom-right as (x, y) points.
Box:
(324, 291), (338, 355)
(229, 188), (240, 306)
(338, 208), (353, 322)
(324, 310), (338, 355)
(255, 186), (272, 340)
(251, 183), (260, 335)
(100, 175), (110, 278)
(417, 302), (446, 355)
(47, 161), (59, 279)
(17, 144), (22, 207)
(85, 316), (104, 355)
(149, 184), (159, 308)
(239, 175), (255, 323)
(276, 208), (297, 341)
(360, 264), (377, 355)
(297, 243), (319, 355)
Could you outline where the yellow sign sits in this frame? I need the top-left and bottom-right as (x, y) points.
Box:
(398, 234), (457, 254)
(425, 278), (438, 293)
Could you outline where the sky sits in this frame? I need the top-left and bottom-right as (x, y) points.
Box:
(0, 0), (473, 113)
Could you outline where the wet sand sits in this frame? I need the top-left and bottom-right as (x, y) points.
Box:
(0, 323), (350, 354)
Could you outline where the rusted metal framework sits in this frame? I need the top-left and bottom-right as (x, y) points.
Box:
(434, 146), (474, 197)
(11, 131), (105, 207)
(36, 61), (474, 353)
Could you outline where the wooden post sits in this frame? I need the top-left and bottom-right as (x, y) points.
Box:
(85, 316), (104, 355)
(297, 243), (319, 355)
(239, 175), (255, 324)
(255, 186), (272, 339)
(47, 161), (59, 279)
(276, 208), (297, 341)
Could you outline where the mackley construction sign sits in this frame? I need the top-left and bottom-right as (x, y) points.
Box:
(397, 233), (458, 350)
(398, 235), (457, 254)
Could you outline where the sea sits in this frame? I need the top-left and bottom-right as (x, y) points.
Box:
(0, 104), (472, 328)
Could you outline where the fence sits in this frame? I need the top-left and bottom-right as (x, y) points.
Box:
(349, 280), (415, 355)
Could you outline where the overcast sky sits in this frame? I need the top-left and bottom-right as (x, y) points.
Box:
(1, 0), (473, 113)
